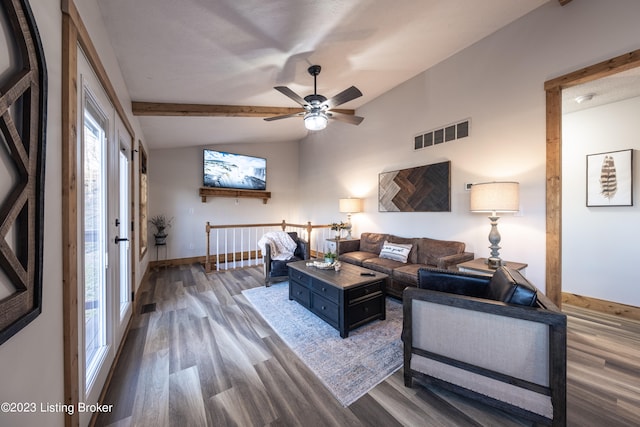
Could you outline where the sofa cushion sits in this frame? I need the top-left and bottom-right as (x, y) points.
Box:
(416, 237), (465, 265)
(359, 233), (389, 254)
(387, 235), (419, 264)
(362, 256), (405, 275)
(338, 251), (378, 266)
(487, 267), (537, 307)
(392, 263), (426, 287)
(379, 241), (413, 263)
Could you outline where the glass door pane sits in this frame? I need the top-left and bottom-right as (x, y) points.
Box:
(83, 97), (108, 389)
(118, 147), (130, 319)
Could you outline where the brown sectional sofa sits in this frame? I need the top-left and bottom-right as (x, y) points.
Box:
(337, 232), (474, 298)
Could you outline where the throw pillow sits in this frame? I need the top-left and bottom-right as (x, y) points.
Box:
(379, 241), (413, 263)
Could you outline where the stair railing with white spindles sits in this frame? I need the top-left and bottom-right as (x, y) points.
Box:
(204, 220), (335, 272)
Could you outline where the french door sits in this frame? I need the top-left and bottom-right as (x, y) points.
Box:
(78, 49), (132, 425)
(117, 133), (132, 323)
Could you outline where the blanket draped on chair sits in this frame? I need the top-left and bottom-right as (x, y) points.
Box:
(258, 231), (298, 260)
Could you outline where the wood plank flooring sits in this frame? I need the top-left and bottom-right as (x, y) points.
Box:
(94, 264), (640, 427)
(563, 304), (640, 425)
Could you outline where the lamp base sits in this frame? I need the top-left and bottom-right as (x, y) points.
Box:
(486, 257), (503, 269)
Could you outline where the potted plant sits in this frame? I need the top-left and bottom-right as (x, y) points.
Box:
(149, 214), (173, 245)
(330, 221), (348, 239)
(324, 250), (337, 264)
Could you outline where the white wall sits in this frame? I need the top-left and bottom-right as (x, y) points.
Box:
(298, 0), (640, 292)
(0, 1), (148, 426)
(563, 97), (640, 306)
(148, 140), (300, 260)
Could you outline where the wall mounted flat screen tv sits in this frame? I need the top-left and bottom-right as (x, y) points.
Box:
(203, 149), (267, 190)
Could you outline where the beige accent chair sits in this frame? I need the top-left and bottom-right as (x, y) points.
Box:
(402, 267), (567, 426)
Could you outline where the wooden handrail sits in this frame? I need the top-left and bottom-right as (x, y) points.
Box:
(205, 221), (330, 231)
(206, 222), (285, 230)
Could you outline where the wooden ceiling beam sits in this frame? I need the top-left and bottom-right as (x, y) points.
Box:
(131, 102), (355, 117)
(558, 0), (572, 5)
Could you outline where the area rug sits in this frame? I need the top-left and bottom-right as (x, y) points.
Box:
(242, 282), (403, 407)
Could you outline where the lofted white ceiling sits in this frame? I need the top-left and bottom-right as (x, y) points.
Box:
(97, 0), (550, 149)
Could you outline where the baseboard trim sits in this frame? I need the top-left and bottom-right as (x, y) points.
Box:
(149, 255), (207, 268)
(562, 293), (640, 322)
(149, 252), (263, 270)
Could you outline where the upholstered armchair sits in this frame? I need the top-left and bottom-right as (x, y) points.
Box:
(403, 267), (567, 426)
(262, 232), (309, 286)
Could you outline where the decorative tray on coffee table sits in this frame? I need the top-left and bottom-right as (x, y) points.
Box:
(307, 260), (337, 270)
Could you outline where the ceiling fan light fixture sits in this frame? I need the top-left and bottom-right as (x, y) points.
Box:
(304, 110), (328, 131)
(268, 64), (363, 128)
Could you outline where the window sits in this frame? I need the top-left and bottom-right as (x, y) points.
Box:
(139, 144), (148, 259)
(82, 95), (108, 389)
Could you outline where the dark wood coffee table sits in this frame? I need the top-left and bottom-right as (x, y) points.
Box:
(287, 260), (388, 338)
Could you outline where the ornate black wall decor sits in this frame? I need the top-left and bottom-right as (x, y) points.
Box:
(0, 0), (47, 345)
(379, 161), (451, 212)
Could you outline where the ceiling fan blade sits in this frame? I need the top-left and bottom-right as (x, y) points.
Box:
(323, 86), (363, 109)
(263, 111), (304, 122)
(327, 111), (364, 125)
(274, 86), (308, 107)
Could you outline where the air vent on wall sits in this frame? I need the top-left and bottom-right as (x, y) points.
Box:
(414, 118), (470, 150)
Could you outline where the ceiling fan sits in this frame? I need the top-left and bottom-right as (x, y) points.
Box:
(264, 65), (364, 130)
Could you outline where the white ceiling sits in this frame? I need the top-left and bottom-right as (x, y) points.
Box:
(97, 0), (550, 150)
(563, 66), (640, 114)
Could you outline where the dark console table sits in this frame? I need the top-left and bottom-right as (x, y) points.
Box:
(287, 260), (387, 338)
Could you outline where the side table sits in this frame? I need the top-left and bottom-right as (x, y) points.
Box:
(457, 257), (527, 276)
(325, 238), (360, 257)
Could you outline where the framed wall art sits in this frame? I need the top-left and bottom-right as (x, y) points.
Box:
(586, 149), (633, 207)
(379, 161), (451, 212)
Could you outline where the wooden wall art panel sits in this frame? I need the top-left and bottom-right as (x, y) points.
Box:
(378, 161), (451, 212)
(0, 0), (47, 345)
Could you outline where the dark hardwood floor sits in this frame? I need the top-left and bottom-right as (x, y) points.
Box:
(94, 264), (640, 427)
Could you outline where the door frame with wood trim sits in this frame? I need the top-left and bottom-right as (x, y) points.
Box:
(62, 1), (137, 425)
(544, 48), (640, 309)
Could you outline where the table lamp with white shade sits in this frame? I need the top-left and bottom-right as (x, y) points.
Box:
(470, 182), (519, 269)
(339, 197), (363, 239)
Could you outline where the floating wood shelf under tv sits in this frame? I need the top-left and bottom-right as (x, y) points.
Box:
(199, 187), (271, 204)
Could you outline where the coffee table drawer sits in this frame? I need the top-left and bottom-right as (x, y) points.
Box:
(311, 278), (339, 303)
(348, 295), (385, 328)
(289, 269), (311, 286)
(347, 280), (384, 303)
(311, 294), (339, 325)
(290, 280), (311, 306)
